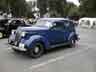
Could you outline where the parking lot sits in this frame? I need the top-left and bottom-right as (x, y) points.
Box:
(1, 27), (96, 72)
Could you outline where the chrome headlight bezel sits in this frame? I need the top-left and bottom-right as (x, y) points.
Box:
(21, 32), (26, 37)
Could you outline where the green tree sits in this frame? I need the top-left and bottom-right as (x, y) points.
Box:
(0, 0), (31, 17)
(0, 0), (8, 12)
(37, 0), (66, 17)
(48, 0), (66, 17)
(37, 0), (48, 17)
(66, 3), (79, 16)
(79, 0), (96, 17)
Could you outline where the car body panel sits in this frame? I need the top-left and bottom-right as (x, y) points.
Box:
(0, 18), (31, 37)
(9, 18), (79, 51)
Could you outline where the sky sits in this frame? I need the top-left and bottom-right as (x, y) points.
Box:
(26, 0), (80, 6)
(67, 0), (80, 6)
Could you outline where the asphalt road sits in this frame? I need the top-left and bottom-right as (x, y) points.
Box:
(1, 27), (96, 72)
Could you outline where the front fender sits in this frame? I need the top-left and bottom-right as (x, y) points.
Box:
(25, 35), (50, 49)
(68, 32), (78, 41)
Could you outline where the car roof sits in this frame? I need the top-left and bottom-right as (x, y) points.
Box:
(10, 18), (24, 20)
(39, 18), (70, 22)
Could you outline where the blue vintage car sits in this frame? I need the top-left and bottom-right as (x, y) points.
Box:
(9, 18), (79, 58)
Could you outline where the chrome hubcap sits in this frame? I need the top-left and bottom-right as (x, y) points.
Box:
(34, 46), (40, 53)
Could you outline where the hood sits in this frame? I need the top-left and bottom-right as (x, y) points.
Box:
(17, 26), (49, 32)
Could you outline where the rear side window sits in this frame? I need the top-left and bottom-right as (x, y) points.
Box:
(64, 21), (74, 28)
(53, 21), (65, 30)
(64, 21), (70, 27)
(63, 20), (75, 31)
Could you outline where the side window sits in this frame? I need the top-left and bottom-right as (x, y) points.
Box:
(64, 20), (75, 31)
(16, 20), (25, 26)
(86, 20), (90, 25)
(64, 21), (70, 27)
(93, 21), (96, 26)
(80, 20), (87, 25)
(20, 20), (25, 24)
(19, 20), (25, 26)
(52, 21), (64, 31)
(16, 20), (22, 24)
(10, 20), (16, 25)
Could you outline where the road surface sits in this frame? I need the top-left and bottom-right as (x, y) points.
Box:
(0, 27), (96, 72)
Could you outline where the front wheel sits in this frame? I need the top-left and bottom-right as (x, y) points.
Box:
(29, 43), (44, 58)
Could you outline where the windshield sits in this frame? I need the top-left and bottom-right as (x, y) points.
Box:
(35, 20), (53, 28)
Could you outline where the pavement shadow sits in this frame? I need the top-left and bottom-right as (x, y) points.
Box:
(45, 45), (75, 55)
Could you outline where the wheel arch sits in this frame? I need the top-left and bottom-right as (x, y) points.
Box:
(68, 32), (77, 41)
(25, 35), (50, 49)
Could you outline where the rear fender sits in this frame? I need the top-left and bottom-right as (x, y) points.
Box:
(68, 32), (78, 41)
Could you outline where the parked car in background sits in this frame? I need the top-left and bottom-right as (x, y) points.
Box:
(0, 18), (10, 38)
(9, 18), (79, 58)
(79, 18), (96, 28)
(0, 18), (31, 38)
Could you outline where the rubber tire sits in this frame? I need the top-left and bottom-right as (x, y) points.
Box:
(29, 43), (44, 58)
(69, 39), (76, 48)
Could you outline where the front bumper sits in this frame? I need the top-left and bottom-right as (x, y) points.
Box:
(11, 43), (27, 51)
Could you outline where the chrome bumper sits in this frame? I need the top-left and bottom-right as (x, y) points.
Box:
(11, 46), (27, 51)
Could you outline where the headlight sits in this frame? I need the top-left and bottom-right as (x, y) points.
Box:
(19, 43), (25, 48)
(21, 32), (26, 37)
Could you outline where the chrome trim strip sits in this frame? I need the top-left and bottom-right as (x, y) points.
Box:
(50, 42), (69, 48)
(12, 45), (27, 51)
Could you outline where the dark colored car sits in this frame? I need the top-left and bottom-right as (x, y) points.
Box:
(0, 18), (30, 38)
(0, 18), (10, 38)
(9, 18), (79, 58)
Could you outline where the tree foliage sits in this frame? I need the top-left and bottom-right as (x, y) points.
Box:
(79, 0), (96, 17)
(37, 0), (79, 18)
(37, 0), (48, 17)
(37, 0), (67, 17)
(48, 0), (66, 17)
(66, 3), (79, 16)
(0, 0), (31, 17)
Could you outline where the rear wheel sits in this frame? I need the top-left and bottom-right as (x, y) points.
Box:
(69, 39), (76, 47)
(29, 43), (44, 58)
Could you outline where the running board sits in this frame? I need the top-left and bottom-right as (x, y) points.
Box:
(50, 42), (69, 48)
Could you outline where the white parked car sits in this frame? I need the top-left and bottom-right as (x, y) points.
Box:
(79, 18), (96, 28)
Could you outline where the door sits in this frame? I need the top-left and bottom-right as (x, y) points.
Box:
(47, 21), (66, 45)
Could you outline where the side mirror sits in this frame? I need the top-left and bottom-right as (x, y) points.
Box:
(50, 23), (57, 30)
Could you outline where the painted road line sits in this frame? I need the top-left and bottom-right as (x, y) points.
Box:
(28, 47), (89, 70)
